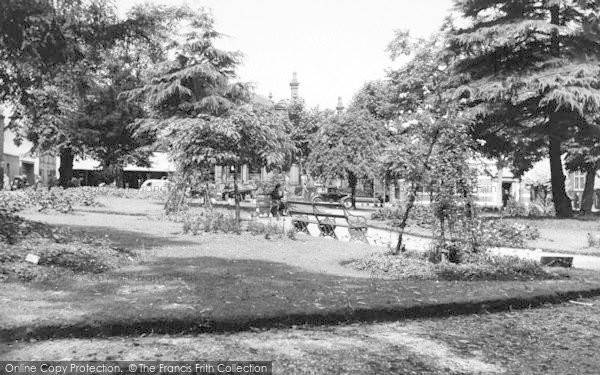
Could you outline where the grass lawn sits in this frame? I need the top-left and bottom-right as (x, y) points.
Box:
(4, 295), (600, 375)
(2, 227), (600, 342)
(502, 216), (600, 255)
(3, 197), (600, 351)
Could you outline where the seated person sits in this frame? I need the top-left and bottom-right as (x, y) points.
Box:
(270, 183), (285, 217)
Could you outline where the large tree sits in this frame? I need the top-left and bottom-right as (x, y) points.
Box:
(76, 60), (155, 187)
(446, 0), (600, 217)
(306, 110), (388, 208)
(1, 0), (182, 186)
(382, 32), (476, 254)
(165, 104), (295, 221)
(124, 9), (249, 120)
(126, 9), (296, 220)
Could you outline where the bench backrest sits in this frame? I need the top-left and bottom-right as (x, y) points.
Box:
(312, 201), (347, 218)
(286, 200), (315, 215)
(256, 195), (271, 208)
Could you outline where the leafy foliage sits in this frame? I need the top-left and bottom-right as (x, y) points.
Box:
(348, 252), (559, 281)
(182, 210), (240, 235)
(307, 109), (388, 207)
(123, 10), (248, 119)
(167, 105), (295, 173)
(446, 0), (600, 217)
(2, 1), (185, 186)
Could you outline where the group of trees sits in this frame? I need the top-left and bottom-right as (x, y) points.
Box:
(0, 0), (199, 187)
(344, 0), (600, 219)
(3, 0), (600, 222)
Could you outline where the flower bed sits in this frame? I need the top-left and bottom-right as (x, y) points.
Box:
(346, 251), (564, 281)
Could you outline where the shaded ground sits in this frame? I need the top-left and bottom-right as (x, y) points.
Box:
(3, 200), (599, 345)
(4, 296), (600, 375)
(2, 241), (600, 342)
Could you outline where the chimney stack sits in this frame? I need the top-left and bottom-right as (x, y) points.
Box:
(290, 72), (299, 100)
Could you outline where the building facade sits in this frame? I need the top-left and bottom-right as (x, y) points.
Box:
(1, 127), (57, 189)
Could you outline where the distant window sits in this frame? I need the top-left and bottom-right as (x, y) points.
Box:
(574, 171), (586, 191)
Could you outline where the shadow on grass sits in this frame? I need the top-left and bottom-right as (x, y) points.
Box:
(3, 256), (600, 342)
(54, 223), (201, 250)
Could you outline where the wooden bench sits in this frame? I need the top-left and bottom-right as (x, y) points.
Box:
(286, 200), (318, 234)
(287, 199), (368, 242)
(352, 196), (383, 208)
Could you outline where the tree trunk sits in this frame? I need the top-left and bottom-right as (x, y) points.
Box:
(59, 147), (74, 187)
(395, 128), (442, 254)
(348, 171), (357, 209)
(233, 166), (241, 224)
(0, 114), (5, 190)
(547, 0), (573, 217)
(394, 186), (417, 254)
(581, 167), (596, 215)
(549, 137), (572, 218)
(115, 165), (125, 188)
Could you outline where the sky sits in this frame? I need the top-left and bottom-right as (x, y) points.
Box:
(118, 0), (453, 109)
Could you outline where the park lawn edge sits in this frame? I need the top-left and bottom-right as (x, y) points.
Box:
(2, 275), (600, 342)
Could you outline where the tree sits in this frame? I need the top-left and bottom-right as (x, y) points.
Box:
(76, 62), (155, 187)
(123, 9), (249, 120)
(165, 104), (295, 221)
(445, 0), (600, 217)
(350, 80), (397, 121)
(382, 31), (480, 255)
(306, 110), (388, 208)
(1, 1), (183, 186)
(381, 111), (475, 255)
(126, 9), (295, 221)
(286, 98), (324, 179)
(565, 127), (600, 214)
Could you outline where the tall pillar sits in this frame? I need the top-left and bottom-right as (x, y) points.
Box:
(290, 72), (299, 100)
(336, 96), (344, 115)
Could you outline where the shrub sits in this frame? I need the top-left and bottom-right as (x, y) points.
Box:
(434, 254), (555, 281)
(182, 210), (240, 234)
(346, 252), (560, 281)
(0, 191), (28, 215)
(64, 187), (102, 207)
(92, 186), (169, 200)
(474, 219), (540, 248)
(31, 188), (74, 213)
(371, 204), (433, 227)
(503, 197), (529, 217)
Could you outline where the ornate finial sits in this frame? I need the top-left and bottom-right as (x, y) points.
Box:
(290, 72), (299, 99)
(290, 72), (299, 85)
(336, 96), (344, 113)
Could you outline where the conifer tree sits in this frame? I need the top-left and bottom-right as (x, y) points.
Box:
(447, 0), (600, 217)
